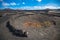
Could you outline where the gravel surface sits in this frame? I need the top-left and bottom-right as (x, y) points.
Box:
(0, 13), (60, 40)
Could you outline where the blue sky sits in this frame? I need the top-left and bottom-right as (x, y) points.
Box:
(0, 0), (60, 10)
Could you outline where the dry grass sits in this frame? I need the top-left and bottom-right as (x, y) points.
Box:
(23, 21), (52, 28)
(23, 21), (42, 28)
(43, 21), (52, 27)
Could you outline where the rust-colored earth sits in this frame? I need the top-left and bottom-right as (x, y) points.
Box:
(23, 21), (52, 28)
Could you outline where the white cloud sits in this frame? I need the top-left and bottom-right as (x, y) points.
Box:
(10, 2), (20, 6)
(10, 2), (16, 5)
(2, 2), (10, 6)
(37, 0), (42, 2)
(42, 3), (60, 9)
(0, 0), (3, 1)
(57, 7), (60, 9)
(43, 6), (57, 9)
(20, 5), (60, 10)
(2, 2), (60, 10)
(2, 2), (20, 7)
(20, 6), (42, 10)
(33, 6), (41, 9)
(22, 2), (25, 4)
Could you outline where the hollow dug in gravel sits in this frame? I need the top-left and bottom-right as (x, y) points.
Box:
(9, 14), (57, 40)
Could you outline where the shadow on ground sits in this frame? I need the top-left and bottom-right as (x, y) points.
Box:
(6, 21), (27, 37)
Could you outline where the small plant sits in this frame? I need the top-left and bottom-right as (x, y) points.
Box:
(43, 21), (52, 27)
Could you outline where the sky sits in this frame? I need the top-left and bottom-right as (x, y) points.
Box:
(0, 0), (60, 10)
